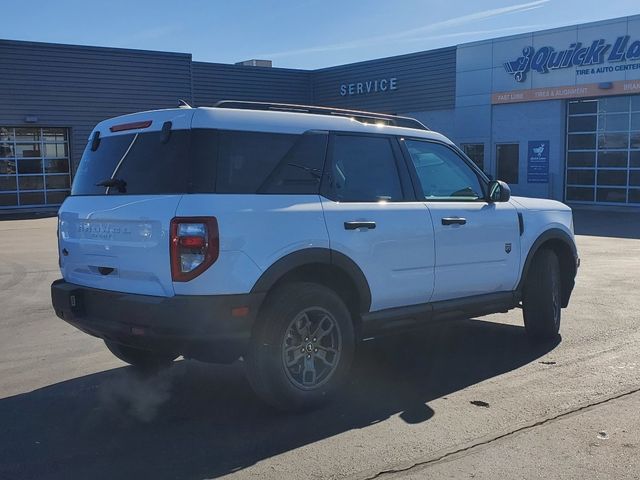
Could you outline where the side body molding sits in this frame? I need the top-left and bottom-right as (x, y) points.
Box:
(250, 248), (372, 313)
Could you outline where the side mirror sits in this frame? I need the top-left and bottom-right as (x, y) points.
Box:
(488, 180), (511, 202)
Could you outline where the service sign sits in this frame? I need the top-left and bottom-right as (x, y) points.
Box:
(527, 140), (550, 184)
(340, 77), (398, 96)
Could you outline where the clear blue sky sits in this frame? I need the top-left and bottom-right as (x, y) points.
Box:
(1, 0), (638, 69)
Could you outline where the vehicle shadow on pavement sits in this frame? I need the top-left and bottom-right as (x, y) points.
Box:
(0, 318), (559, 480)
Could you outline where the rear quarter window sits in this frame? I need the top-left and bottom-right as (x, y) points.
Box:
(211, 130), (327, 194)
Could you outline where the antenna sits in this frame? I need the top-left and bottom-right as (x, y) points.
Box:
(178, 99), (192, 109)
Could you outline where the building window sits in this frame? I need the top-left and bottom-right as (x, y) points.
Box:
(461, 143), (485, 171)
(0, 127), (71, 209)
(496, 143), (519, 184)
(566, 95), (640, 205)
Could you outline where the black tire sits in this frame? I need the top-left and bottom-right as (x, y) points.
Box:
(105, 340), (177, 371)
(245, 282), (355, 411)
(522, 248), (562, 341)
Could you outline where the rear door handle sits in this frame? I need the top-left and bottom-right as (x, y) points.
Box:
(344, 221), (376, 230)
(441, 217), (467, 226)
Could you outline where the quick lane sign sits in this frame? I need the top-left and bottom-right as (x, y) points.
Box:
(504, 35), (640, 82)
(527, 140), (549, 184)
(340, 77), (397, 96)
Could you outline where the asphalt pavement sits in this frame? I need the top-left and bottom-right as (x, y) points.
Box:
(0, 208), (639, 480)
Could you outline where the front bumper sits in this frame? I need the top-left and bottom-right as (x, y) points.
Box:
(51, 279), (265, 363)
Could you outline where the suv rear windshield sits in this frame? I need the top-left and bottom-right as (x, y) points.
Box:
(71, 129), (328, 196)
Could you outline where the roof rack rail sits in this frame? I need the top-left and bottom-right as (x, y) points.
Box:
(214, 100), (429, 131)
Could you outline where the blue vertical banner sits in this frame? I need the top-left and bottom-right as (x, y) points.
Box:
(527, 140), (549, 183)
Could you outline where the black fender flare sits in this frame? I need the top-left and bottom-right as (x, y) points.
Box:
(250, 247), (372, 313)
(516, 228), (578, 303)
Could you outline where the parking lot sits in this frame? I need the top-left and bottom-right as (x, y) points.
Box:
(1, 209), (639, 479)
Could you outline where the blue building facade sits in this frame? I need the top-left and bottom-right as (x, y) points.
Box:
(1, 14), (640, 211)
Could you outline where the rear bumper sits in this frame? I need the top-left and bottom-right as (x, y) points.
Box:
(51, 279), (265, 363)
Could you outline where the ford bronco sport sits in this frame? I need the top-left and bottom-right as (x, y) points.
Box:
(51, 101), (578, 410)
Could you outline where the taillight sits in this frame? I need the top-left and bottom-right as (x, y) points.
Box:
(170, 217), (219, 282)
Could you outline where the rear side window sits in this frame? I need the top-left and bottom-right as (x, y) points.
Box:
(72, 128), (327, 196)
(328, 135), (403, 202)
(72, 130), (191, 195)
(213, 130), (327, 194)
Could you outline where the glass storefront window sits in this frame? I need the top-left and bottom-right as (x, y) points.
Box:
(0, 126), (71, 209)
(567, 97), (640, 205)
(597, 114), (629, 132)
(44, 158), (69, 173)
(43, 143), (69, 158)
(567, 151), (595, 167)
(0, 176), (17, 191)
(14, 128), (41, 141)
(42, 128), (66, 142)
(0, 193), (18, 207)
(17, 159), (43, 174)
(568, 100), (597, 115)
(566, 169), (595, 185)
(45, 175), (70, 189)
(596, 188), (627, 203)
(15, 143), (42, 158)
(568, 115), (597, 132)
(599, 96), (630, 113)
(566, 186), (594, 202)
(19, 191), (45, 205)
(18, 176), (44, 190)
(568, 133), (596, 150)
(45, 190), (70, 204)
(0, 143), (14, 157)
(598, 133), (629, 149)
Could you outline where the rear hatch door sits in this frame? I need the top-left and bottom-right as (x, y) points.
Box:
(58, 109), (195, 297)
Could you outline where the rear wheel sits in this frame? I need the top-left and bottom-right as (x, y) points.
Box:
(245, 282), (355, 411)
(105, 340), (177, 371)
(522, 248), (562, 341)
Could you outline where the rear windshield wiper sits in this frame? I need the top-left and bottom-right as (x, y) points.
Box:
(95, 133), (138, 194)
(96, 177), (127, 193)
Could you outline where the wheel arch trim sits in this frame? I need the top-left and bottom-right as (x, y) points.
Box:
(250, 248), (372, 313)
(517, 228), (578, 305)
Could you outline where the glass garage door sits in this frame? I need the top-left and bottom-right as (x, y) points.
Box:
(566, 96), (640, 205)
(0, 127), (71, 209)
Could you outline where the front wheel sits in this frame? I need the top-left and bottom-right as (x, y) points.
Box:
(105, 340), (177, 371)
(245, 282), (355, 411)
(522, 248), (562, 341)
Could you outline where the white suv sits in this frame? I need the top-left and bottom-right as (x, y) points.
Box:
(51, 101), (578, 410)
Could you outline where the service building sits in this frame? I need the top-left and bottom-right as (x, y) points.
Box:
(1, 14), (639, 212)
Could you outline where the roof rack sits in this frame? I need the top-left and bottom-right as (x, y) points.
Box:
(214, 100), (429, 131)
